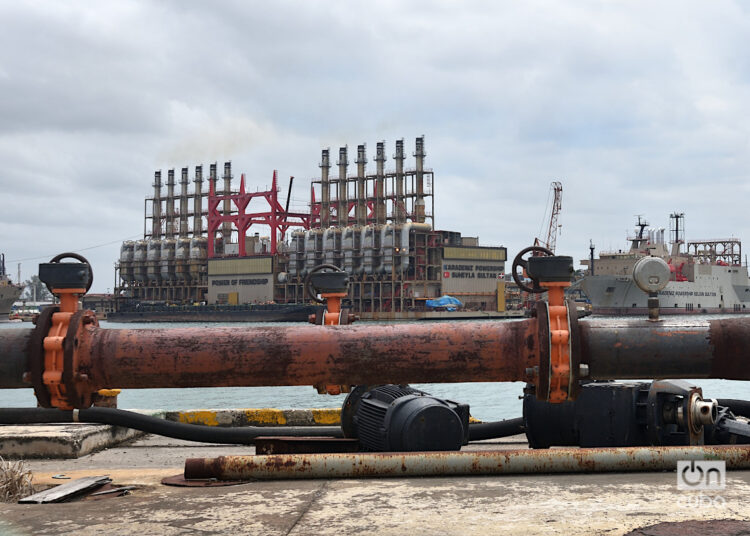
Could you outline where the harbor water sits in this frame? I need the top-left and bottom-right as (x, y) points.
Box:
(0, 318), (747, 421)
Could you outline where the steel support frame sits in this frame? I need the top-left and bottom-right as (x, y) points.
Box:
(206, 171), (311, 258)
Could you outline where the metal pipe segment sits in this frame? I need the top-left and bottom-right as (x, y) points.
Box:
(580, 317), (750, 380)
(0, 315), (749, 406)
(76, 319), (539, 389)
(184, 445), (750, 480)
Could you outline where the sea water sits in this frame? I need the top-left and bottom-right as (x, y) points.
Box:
(0, 319), (747, 421)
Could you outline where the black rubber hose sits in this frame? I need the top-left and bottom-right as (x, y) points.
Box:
(717, 399), (750, 419)
(468, 417), (524, 441)
(0, 408), (343, 444)
(0, 407), (524, 444)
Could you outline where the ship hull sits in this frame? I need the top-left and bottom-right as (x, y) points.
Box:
(0, 285), (23, 322)
(581, 271), (750, 316)
(107, 304), (324, 323)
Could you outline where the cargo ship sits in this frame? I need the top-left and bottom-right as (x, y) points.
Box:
(579, 213), (750, 315)
(107, 302), (323, 323)
(115, 137), (521, 321)
(0, 253), (23, 322)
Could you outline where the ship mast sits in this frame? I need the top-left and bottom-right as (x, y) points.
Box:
(670, 212), (685, 256)
(630, 216), (649, 251)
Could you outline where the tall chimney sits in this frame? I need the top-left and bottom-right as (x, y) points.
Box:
(356, 144), (367, 226)
(320, 149), (331, 228)
(179, 167), (189, 237)
(394, 139), (406, 224)
(152, 171), (162, 239)
(165, 169), (176, 238)
(374, 141), (387, 225)
(222, 162), (232, 242)
(414, 136), (426, 224)
(193, 165), (203, 236)
(209, 162), (218, 196)
(337, 146), (348, 227)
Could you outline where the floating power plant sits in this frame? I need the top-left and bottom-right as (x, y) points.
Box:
(116, 137), (509, 319)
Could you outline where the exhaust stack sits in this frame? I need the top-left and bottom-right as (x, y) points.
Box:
(320, 149), (331, 228)
(152, 171), (162, 239)
(165, 169), (176, 238)
(356, 144), (367, 226)
(193, 165), (203, 236)
(179, 167), (189, 237)
(337, 147), (348, 227)
(374, 141), (387, 226)
(222, 162), (232, 243)
(414, 136), (426, 224)
(394, 140), (406, 224)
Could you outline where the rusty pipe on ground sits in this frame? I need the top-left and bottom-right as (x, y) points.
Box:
(184, 445), (750, 480)
(1, 314), (750, 409)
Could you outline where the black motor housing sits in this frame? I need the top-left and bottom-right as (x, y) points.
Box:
(524, 381), (650, 448)
(524, 380), (719, 448)
(341, 385), (470, 452)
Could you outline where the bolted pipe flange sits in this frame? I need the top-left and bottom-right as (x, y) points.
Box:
(530, 252), (579, 404)
(28, 309), (100, 410)
(534, 300), (581, 403)
(27, 253), (100, 409)
(26, 306), (56, 408)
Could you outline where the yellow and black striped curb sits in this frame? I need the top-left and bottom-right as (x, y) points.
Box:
(161, 408), (484, 427)
(163, 408), (342, 427)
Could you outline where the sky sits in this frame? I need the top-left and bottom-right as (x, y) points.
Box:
(1, 1), (750, 293)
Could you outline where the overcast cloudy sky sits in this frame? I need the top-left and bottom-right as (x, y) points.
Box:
(1, 1), (749, 292)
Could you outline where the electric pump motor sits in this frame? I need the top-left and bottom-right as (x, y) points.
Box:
(523, 380), (725, 448)
(341, 385), (470, 452)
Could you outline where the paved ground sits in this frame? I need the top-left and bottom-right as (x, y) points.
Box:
(0, 435), (749, 535)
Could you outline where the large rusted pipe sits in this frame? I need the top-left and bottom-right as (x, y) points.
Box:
(184, 445), (750, 480)
(580, 317), (749, 380)
(2, 316), (750, 399)
(80, 319), (539, 390)
(0, 327), (31, 389)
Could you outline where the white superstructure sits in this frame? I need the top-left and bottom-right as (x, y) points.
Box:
(579, 215), (750, 315)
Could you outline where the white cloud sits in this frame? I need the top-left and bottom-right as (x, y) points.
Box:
(1, 1), (750, 288)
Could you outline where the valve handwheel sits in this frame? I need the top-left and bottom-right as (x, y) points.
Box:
(511, 246), (554, 293)
(304, 263), (346, 304)
(44, 252), (94, 294)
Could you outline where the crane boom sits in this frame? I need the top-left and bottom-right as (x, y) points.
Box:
(545, 181), (563, 253)
(533, 181), (563, 254)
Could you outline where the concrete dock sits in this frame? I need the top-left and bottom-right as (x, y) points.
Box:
(0, 429), (749, 535)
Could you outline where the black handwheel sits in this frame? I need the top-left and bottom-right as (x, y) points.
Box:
(304, 264), (345, 303)
(511, 246), (554, 293)
(46, 252), (94, 293)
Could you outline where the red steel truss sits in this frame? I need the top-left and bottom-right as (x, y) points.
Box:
(207, 171), (315, 258)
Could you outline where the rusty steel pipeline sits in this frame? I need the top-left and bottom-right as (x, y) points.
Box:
(1, 315), (750, 407)
(0, 327), (31, 389)
(184, 445), (750, 480)
(80, 319), (539, 389)
(580, 317), (750, 380)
